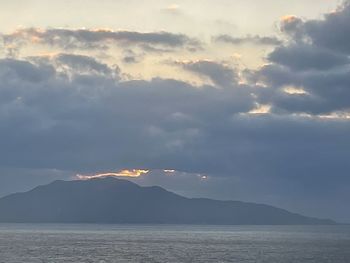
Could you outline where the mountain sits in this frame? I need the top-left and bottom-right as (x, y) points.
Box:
(0, 177), (336, 224)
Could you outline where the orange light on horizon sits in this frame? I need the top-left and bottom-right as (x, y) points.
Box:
(76, 169), (150, 180)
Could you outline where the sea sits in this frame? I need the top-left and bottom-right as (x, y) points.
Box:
(0, 224), (349, 263)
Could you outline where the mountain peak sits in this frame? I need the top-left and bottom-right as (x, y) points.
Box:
(0, 179), (336, 225)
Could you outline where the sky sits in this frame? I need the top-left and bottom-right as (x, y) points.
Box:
(0, 0), (350, 222)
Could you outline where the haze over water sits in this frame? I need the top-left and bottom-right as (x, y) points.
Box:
(0, 224), (349, 263)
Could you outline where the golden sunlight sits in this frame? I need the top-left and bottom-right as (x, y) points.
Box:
(76, 169), (150, 180)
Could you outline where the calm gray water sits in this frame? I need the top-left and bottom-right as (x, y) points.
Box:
(0, 224), (349, 263)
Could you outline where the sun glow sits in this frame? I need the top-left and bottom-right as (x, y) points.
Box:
(249, 104), (271, 114)
(76, 169), (150, 180)
(283, 86), (307, 95)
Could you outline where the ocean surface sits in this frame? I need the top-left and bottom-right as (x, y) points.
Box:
(0, 224), (349, 263)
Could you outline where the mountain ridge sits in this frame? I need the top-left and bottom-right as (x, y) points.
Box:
(0, 177), (336, 225)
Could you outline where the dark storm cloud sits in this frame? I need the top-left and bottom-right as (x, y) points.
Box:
(174, 60), (238, 87)
(249, 1), (350, 115)
(0, 56), (254, 172)
(2, 28), (201, 51)
(303, 1), (350, 54)
(279, 1), (350, 53)
(253, 63), (350, 114)
(0, 56), (348, 178)
(0, 56), (349, 179)
(214, 34), (282, 46)
(268, 44), (350, 71)
(0, 55), (349, 221)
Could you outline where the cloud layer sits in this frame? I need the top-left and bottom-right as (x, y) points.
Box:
(249, 2), (350, 115)
(1, 1), (350, 221)
(1, 28), (202, 55)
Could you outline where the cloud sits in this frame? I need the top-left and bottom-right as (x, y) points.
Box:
(123, 56), (138, 64)
(173, 60), (238, 87)
(280, 15), (304, 39)
(0, 54), (350, 221)
(0, 56), (254, 172)
(55, 53), (116, 75)
(247, 1), (350, 115)
(2, 28), (201, 52)
(268, 44), (350, 71)
(1, 3), (350, 221)
(214, 34), (282, 46)
(250, 63), (350, 114)
(302, 2), (350, 54)
(280, 2), (350, 54)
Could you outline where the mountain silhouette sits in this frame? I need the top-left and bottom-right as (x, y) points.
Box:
(0, 177), (335, 224)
